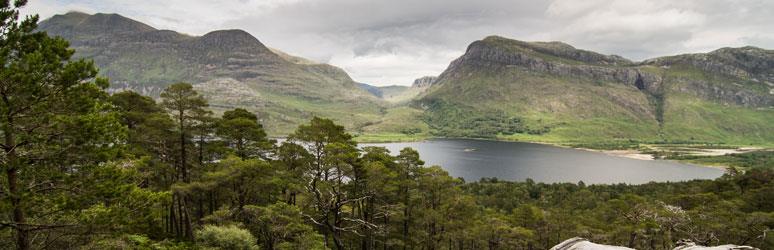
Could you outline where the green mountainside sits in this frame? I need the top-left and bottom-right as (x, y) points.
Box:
(38, 12), (384, 135)
(418, 36), (773, 145)
(38, 13), (773, 145)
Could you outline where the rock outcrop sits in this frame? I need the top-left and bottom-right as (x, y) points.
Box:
(437, 37), (662, 94)
(549, 237), (634, 250)
(419, 35), (773, 142)
(644, 46), (774, 83)
(412, 76), (438, 88)
(434, 36), (773, 108)
(673, 239), (759, 250)
(550, 238), (760, 250)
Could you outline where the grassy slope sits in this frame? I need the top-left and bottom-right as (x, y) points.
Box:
(415, 38), (773, 146)
(421, 64), (662, 143)
(355, 106), (431, 142)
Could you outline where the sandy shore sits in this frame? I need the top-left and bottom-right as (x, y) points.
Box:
(598, 150), (654, 161)
(571, 148), (654, 161)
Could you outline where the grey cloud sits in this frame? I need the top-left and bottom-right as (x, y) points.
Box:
(24, 0), (774, 86)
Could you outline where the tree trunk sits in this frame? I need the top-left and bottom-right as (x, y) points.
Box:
(179, 112), (188, 183)
(7, 167), (29, 250)
(628, 232), (637, 249)
(4, 117), (29, 250)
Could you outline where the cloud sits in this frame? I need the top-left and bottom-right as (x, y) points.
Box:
(21, 0), (774, 86)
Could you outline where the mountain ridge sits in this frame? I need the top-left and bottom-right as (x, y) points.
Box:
(419, 35), (773, 144)
(37, 12), (773, 144)
(38, 11), (384, 135)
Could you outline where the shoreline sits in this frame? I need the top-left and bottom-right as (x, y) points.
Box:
(353, 135), (769, 170)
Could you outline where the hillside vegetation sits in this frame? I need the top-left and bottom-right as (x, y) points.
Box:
(419, 36), (774, 146)
(37, 14), (773, 146)
(2, 4), (772, 249)
(38, 12), (384, 135)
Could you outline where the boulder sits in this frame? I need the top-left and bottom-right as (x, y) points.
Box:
(549, 237), (634, 250)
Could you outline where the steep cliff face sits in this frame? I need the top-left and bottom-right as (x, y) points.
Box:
(38, 12), (382, 135)
(645, 46), (774, 82)
(420, 36), (773, 143)
(412, 76), (438, 88)
(437, 38), (662, 94)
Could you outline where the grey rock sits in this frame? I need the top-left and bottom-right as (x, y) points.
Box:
(436, 37), (773, 107)
(412, 76), (438, 88)
(673, 239), (759, 250)
(550, 237), (634, 250)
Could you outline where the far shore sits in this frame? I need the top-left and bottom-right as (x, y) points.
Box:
(350, 135), (773, 170)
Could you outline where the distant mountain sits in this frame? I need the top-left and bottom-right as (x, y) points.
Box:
(418, 36), (773, 144)
(38, 12), (382, 135)
(358, 77), (436, 104)
(357, 83), (386, 97)
(36, 13), (774, 143)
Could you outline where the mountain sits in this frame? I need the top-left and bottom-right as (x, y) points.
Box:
(358, 77), (435, 104)
(36, 13), (774, 144)
(357, 83), (387, 97)
(417, 36), (774, 144)
(38, 12), (383, 135)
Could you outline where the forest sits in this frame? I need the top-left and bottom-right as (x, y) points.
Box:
(1, 1), (773, 250)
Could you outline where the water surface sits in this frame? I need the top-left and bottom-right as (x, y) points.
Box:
(362, 139), (724, 184)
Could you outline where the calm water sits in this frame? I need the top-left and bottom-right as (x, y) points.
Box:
(362, 139), (724, 184)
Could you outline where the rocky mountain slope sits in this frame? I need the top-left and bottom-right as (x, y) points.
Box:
(418, 36), (773, 144)
(38, 12), (383, 135)
(37, 13), (774, 144)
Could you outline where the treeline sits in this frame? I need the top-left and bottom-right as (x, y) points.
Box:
(1, 2), (773, 250)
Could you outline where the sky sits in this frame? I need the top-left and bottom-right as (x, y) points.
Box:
(22, 0), (774, 86)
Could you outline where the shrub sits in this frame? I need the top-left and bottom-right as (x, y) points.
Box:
(196, 225), (259, 250)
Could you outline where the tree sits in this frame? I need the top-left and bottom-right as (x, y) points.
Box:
(0, 1), (125, 248)
(395, 148), (424, 249)
(110, 91), (178, 190)
(109, 91), (164, 130)
(195, 156), (279, 210)
(355, 146), (400, 249)
(288, 117), (364, 249)
(274, 142), (312, 205)
(217, 108), (270, 159)
(512, 204), (547, 250)
(160, 82), (208, 240)
(160, 82), (208, 183)
(242, 202), (325, 250)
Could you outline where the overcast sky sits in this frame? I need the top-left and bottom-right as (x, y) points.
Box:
(23, 0), (774, 86)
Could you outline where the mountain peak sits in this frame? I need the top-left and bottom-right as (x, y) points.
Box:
(476, 36), (631, 65)
(198, 29), (267, 50)
(39, 12), (156, 39)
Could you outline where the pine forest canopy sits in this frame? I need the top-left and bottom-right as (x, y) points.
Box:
(0, 1), (773, 250)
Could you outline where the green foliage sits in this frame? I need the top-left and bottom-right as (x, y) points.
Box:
(242, 203), (325, 250)
(670, 150), (774, 170)
(217, 108), (271, 159)
(0, 2), (150, 248)
(6, 7), (774, 249)
(195, 225), (259, 250)
(422, 99), (541, 138)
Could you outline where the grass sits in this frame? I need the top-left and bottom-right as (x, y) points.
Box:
(660, 94), (774, 147)
(668, 151), (774, 170)
(354, 133), (429, 143)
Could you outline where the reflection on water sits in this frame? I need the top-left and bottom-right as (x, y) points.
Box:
(362, 139), (724, 184)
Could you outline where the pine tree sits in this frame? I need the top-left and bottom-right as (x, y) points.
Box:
(0, 1), (129, 248)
